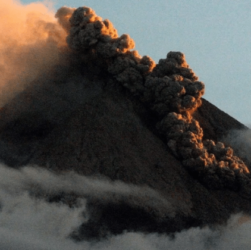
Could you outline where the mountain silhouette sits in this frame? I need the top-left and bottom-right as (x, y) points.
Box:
(0, 4), (251, 243)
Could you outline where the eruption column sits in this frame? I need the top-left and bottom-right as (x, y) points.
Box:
(55, 6), (251, 197)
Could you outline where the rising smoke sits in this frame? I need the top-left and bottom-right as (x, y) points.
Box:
(1, 0), (251, 249)
(55, 6), (251, 197)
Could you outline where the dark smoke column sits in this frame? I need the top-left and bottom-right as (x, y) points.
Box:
(55, 6), (251, 197)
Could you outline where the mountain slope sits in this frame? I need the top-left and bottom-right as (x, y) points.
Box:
(0, 4), (250, 240)
(0, 75), (249, 237)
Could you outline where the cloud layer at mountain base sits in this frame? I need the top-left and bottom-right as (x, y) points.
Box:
(0, 164), (250, 250)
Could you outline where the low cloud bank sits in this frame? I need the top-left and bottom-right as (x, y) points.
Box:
(0, 165), (174, 217)
(0, 164), (250, 250)
(0, 164), (171, 248)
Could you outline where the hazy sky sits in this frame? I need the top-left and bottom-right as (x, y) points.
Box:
(20, 0), (251, 125)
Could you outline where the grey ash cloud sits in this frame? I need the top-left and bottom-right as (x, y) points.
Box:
(55, 6), (251, 196)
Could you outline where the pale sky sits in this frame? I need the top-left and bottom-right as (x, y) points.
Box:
(20, 0), (251, 125)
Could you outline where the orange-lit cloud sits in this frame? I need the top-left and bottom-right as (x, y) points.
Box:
(0, 0), (67, 106)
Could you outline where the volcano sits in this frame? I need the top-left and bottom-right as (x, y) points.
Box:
(0, 3), (251, 249)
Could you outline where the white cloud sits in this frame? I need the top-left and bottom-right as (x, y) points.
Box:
(0, 164), (250, 249)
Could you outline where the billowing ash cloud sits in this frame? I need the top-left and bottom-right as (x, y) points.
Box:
(55, 6), (251, 197)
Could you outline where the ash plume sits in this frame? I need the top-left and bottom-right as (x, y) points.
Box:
(55, 6), (251, 197)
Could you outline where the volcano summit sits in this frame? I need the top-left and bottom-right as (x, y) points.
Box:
(0, 2), (251, 249)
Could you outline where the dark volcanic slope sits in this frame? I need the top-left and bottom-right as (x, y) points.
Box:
(0, 5), (251, 239)
(0, 78), (250, 236)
